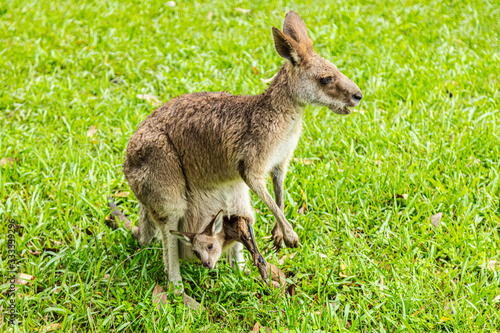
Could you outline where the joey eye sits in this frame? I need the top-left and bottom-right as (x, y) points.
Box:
(319, 76), (333, 85)
(208, 244), (213, 250)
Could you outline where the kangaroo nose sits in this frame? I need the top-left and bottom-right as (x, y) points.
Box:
(203, 261), (211, 269)
(353, 92), (363, 102)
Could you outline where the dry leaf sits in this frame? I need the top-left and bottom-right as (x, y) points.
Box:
(0, 157), (14, 167)
(431, 213), (443, 227)
(166, 1), (176, 7)
(103, 274), (110, 280)
(29, 250), (41, 256)
(278, 254), (287, 265)
(251, 66), (259, 75)
(50, 239), (63, 246)
(152, 283), (168, 309)
(15, 273), (35, 286)
(289, 252), (297, 261)
(115, 191), (130, 198)
(303, 159), (312, 165)
(207, 10), (213, 20)
(444, 301), (455, 313)
(297, 202), (306, 215)
(87, 126), (97, 138)
(234, 7), (251, 13)
(340, 263), (348, 278)
(379, 276), (384, 291)
(153, 284), (206, 312)
(37, 323), (62, 332)
(136, 94), (162, 107)
(487, 260), (499, 271)
(254, 326), (272, 333)
(265, 263), (286, 287)
(183, 293), (204, 311)
(299, 188), (306, 202)
(286, 283), (296, 297)
(252, 322), (260, 332)
(411, 305), (425, 317)
(317, 252), (327, 259)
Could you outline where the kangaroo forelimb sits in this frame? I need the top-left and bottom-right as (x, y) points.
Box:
(223, 216), (269, 282)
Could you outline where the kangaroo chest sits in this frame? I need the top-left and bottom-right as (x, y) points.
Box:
(266, 116), (303, 171)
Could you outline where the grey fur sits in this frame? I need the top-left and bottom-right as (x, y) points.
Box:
(122, 11), (362, 295)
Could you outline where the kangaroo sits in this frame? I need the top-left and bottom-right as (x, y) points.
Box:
(122, 11), (362, 295)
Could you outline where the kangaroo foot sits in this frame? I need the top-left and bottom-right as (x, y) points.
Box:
(107, 197), (133, 231)
(271, 223), (283, 253)
(282, 228), (299, 249)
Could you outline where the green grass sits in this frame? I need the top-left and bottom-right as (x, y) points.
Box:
(1, 0), (500, 331)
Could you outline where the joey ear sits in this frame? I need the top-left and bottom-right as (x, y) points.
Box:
(212, 211), (223, 235)
(170, 230), (194, 246)
(272, 27), (308, 66)
(202, 211), (224, 236)
(283, 11), (313, 51)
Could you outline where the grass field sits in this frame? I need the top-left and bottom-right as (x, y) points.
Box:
(1, 0), (500, 331)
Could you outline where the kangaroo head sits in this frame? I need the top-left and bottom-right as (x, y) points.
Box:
(272, 11), (362, 115)
(170, 211), (224, 270)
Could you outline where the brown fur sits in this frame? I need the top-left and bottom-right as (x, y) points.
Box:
(122, 11), (362, 295)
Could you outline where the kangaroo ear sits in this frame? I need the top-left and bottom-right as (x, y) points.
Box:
(283, 11), (313, 51)
(272, 27), (309, 66)
(170, 230), (194, 246)
(212, 211), (223, 235)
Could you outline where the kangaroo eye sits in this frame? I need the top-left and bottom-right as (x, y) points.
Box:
(319, 76), (333, 84)
(208, 244), (213, 250)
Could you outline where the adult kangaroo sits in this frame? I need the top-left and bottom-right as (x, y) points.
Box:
(123, 11), (362, 294)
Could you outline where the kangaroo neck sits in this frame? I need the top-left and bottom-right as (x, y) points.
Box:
(260, 63), (305, 115)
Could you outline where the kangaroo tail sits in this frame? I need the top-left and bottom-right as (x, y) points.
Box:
(107, 196), (133, 231)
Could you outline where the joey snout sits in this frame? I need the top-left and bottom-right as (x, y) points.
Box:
(202, 260), (214, 270)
